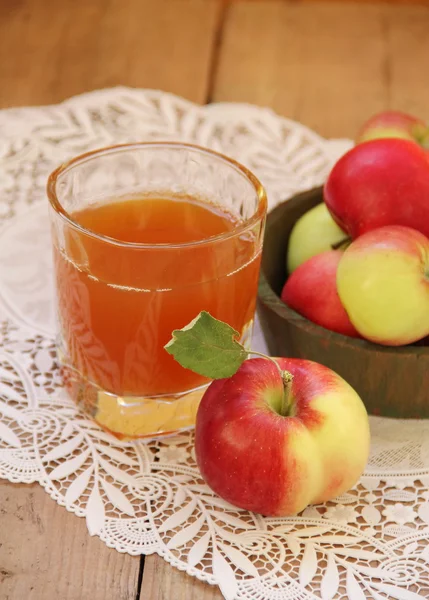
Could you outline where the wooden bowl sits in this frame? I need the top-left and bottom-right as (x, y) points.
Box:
(257, 187), (429, 418)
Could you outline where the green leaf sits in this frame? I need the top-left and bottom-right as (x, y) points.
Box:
(164, 311), (248, 379)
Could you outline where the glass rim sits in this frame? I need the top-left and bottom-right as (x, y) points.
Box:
(46, 141), (267, 250)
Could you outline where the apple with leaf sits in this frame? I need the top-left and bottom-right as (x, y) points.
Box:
(165, 312), (370, 517)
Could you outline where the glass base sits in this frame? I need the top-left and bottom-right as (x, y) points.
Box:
(60, 360), (207, 441)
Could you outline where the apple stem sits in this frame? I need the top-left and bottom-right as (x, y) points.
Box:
(281, 371), (294, 417)
(248, 351), (294, 416)
(331, 236), (351, 251)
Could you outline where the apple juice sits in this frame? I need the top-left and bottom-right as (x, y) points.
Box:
(53, 194), (262, 437)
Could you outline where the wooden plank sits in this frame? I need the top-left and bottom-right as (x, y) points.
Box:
(227, 0), (429, 3)
(226, 0), (429, 4)
(5, 2), (429, 600)
(140, 555), (223, 600)
(0, 1), (221, 596)
(214, 1), (429, 139)
(386, 6), (429, 114)
(0, 0), (221, 108)
(0, 481), (141, 599)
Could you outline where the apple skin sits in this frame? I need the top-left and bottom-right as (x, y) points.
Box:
(282, 250), (360, 338)
(195, 357), (370, 517)
(337, 225), (429, 346)
(357, 110), (429, 149)
(324, 139), (429, 239)
(287, 203), (346, 273)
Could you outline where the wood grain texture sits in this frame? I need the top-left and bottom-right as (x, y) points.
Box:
(227, 0), (429, 3)
(140, 555), (223, 600)
(385, 6), (429, 114)
(2, 0), (429, 598)
(0, 0), (221, 108)
(214, 1), (429, 138)
(0, 481), (140, 599)
(0, 1), (223, 598)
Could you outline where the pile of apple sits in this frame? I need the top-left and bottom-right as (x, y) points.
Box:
(282, 110), (429, 347)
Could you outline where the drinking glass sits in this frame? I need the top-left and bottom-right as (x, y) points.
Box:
(47, 142), (267, 439)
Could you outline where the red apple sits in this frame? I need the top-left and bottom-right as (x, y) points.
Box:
(324, 138), (429, 239)
(337, 225), (429, 346)
(195, 357), (370, 516)
(281, 250), (359, 337)
(357, 110), (429, 150)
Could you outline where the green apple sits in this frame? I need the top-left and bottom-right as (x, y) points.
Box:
(287, 203), (346, 273)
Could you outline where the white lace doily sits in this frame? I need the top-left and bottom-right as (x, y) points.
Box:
(1, 87), (429, 600)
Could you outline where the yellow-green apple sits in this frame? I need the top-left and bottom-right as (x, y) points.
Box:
(357, 110), (429, 149)
(324, 139), (429, 239)
(287, 203), (346, 273)
(337, 225), (429, 346)
(195, 357), (370, 516)
(281, 250), (360, 337)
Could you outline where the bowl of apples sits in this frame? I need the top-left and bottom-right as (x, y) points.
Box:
(258, 111), (429, 418)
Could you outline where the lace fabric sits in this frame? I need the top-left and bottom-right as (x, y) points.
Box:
(0, 87), (428, 600)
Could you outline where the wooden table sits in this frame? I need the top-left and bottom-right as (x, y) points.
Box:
(1, 1), (429, 598)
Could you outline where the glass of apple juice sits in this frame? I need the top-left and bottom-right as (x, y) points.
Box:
(47, 142), (267, 440)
